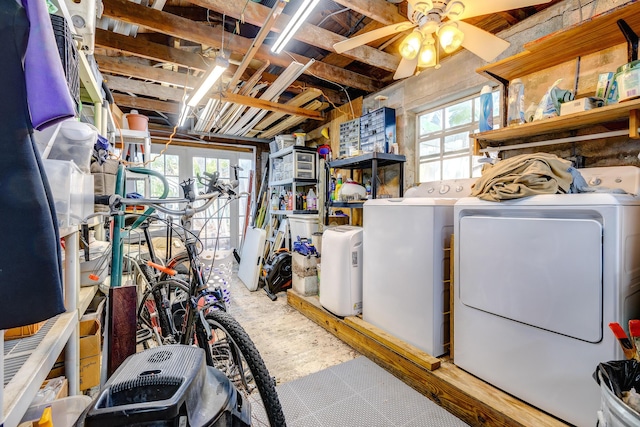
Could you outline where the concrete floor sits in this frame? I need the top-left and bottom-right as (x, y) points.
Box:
(225, 264), (360, 385)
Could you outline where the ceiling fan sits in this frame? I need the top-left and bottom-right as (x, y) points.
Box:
(333, 0), (553, 80)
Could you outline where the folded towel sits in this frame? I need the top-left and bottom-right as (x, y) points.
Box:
(471, 153), (573, 201)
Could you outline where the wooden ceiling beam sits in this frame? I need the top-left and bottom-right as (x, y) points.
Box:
(94, 33), (344, 104)
(105, 75), (324, 120)
(112, 93), (180, 114)
(101, 0), (380, 92)
(322, 21), (387, 68)
(329, 0), (406, 26)
(95, 29), (210, 71)
(186, 0), (399, 73)
(95, 54), (201, 88)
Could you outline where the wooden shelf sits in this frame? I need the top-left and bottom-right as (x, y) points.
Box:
(472, 97), (640, 145)
(477, 2), (640, 82)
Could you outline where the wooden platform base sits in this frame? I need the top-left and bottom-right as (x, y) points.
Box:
(287, 290), (569, 427)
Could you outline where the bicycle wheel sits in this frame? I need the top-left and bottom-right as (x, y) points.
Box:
(137, 279), (190, 347)
(199, 310), (286, 427)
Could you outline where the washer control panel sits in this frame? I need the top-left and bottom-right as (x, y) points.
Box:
(578, 166), (640, 195)
(405, 178), (477, 198)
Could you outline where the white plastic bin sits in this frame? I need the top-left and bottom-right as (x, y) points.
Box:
(43, 159), (94, 228)
(287, 213), (319, 241)
(46, 120), (98, 173)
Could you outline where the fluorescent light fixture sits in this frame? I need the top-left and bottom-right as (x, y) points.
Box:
(186, 56), (229, 108)
(271, 0), (320, 54)
(178, 102), (190, 128)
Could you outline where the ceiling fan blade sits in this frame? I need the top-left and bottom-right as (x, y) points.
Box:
(393, 56), (418, 80)
(457, 21), (510, 62)
(450, 0), (553, 21)
(333, 21), (415, 54)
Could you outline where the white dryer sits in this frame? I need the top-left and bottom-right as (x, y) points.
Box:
(363, 178), (476, 357)
(454, 166), (640, 427)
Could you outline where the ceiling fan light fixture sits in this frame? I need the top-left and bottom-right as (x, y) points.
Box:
(437, 22), (464, 54)
(186, 56), (229, 108)
(444, 1), (465, 19)
(417, 35), (437, 68)
(412, 0), (434, 14)
(399, 29), (424, 60)
(271, 0), (320, 54)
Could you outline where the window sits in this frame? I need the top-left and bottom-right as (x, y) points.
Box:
(416, 90), (500, 182)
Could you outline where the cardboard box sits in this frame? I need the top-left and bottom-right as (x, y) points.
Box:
(5, 321), (46, 341)
(47, 320), (101, 391)
(559, 97), (603, 116)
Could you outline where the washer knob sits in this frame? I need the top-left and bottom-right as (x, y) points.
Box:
(615, 178), (622, 183)
(439, 185), (450, 194)
(456, 185), (464, 192)
(589, 177), (602, 186)
(427, 187), (435, 194)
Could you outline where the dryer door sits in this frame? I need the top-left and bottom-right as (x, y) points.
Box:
(459, 216), (603, 342)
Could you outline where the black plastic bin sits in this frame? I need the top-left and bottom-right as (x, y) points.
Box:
(76, 345), (251, 427)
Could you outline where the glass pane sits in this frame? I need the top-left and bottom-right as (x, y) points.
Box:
(219, 159), (230, 179)
(419, 138), (440, 156)
(239, 159), (252, 178)
(444, 132), (470, 153)
(419, 161), (440, 182)
(471, 156), (484, 178)
(193, 157), (205, 179)
(206, 158), (218, 175)
(442, 156), (470, 179)
(445, 100), (472, 128)
(492, 91), (500, 118)
(166, 154), (180, 176)
(419, 111), (442, 135)
(166, 176), (180, 198)
(150, 155), (164, 172)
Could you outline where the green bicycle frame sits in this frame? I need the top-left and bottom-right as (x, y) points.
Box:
(109, 165), (169, 288)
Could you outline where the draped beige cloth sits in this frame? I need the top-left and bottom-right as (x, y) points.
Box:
(471, 153), (573, 202)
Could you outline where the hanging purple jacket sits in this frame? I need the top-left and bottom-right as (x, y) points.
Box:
(22, 0), (75, 130)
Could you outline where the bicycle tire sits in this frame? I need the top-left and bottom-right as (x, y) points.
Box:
(137, 279), (190, 346)
(200, 310), (286, 427)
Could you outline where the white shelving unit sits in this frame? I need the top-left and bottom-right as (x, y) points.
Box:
(116, 128), (152, 197)
(1, 1), (104, 425)
(1, 228), (98, 427)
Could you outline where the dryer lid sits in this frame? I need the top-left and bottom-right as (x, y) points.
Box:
(458, 215), (603, 342)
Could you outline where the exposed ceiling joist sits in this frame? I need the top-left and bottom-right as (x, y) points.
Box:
(186, 0), (400, 72)
(101, 0), (380, 92)
(112, 93), (179, 114)
(330, 0), (406, 26)
(105, 75), (324, 120)
(260, 100), (328, 139)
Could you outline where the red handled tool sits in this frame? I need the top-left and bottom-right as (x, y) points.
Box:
(628, 319), (640, 361)
(609, 322), (637, 360)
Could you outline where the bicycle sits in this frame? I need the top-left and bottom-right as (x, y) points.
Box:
(92, 165), (286, 427)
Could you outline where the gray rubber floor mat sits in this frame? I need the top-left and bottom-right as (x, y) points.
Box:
(273, 356), (470, 427)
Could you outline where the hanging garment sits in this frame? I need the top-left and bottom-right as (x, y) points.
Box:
(21, 0), (75, 129)
(0, 1), (65, 329)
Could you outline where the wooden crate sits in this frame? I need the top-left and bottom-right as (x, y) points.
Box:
(5, 321), (46, 341)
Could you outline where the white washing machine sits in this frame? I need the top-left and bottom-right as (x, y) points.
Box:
(363, 178), (476, 357)
(320, 226), (363, 317)
(454, 166), (640, 427)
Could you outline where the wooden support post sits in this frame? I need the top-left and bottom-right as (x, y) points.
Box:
(630, 109), (639, 139)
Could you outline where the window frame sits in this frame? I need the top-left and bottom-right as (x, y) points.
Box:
(416, 88), (501, 182)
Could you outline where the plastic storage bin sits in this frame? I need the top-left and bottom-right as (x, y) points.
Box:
(21, 395), (92, 427)
(287, 213), (319, 240)
(43, 159), (94, 228)
(45, 120), (98, 173)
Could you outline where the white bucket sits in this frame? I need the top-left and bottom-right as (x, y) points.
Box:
(287, 213), (319, 241)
